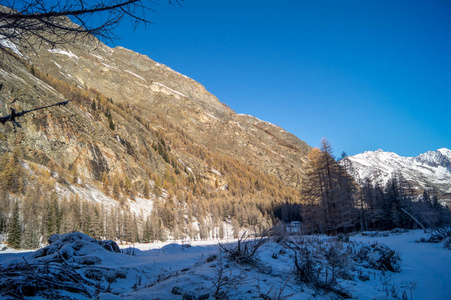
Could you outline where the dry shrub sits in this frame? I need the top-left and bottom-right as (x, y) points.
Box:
(218, 231), (268, 264)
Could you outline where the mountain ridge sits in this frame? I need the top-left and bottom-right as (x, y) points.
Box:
(342, 148), (451, 203)
(0, 25), (313, 244)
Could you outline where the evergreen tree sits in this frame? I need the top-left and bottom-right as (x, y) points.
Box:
(382, 173), (415, 229)
(360, 179), (385, 230)
(21, 189), (41, 249)
(45, 200), (56, 237)
(89, 204), (102, 239)
(8, 201), (21, 249)
(143, 218), (153, 242)
(0, 191), (10, 234)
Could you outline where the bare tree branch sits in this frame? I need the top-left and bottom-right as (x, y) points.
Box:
(0, 0), (179, 50)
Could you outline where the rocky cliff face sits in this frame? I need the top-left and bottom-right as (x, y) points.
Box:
(30, 42), (310, 186)
(0, 31), (310, 205)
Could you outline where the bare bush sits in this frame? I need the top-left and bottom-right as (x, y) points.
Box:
(352, 242), (401, 272)
(270, 222), (289, 244)
(0, 232), (122, 298)
(284, 242), (317, 283)
(0, 255), (98, 298)
(416, 227), (451, 249)
(430, 227), (451, 242)
(210, 251), (251, 300)
(284, 240), (353, 298)
(324, 243), (353, 281)
(259, 276), (294, 300)
(218, 231), (267, 264)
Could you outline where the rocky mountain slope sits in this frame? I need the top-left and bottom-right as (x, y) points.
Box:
(341, 148), (451, 202)
(0, 20), (315, 244)
(1, 30), (310, 187)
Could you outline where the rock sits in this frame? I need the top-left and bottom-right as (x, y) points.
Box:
(48, 234), (62, 244)
(84, 268), (104, 281)
(183, 294), (194, 300)
(99, 240), (121, 253)
(171, 286), (183, 295)
(75, 256), (101, 265)
(171, 286), (197, 300)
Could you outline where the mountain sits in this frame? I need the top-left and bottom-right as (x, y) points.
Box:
(1, 33), (310, 186)
(341, 148), (451, 203)
(0, 22), (312, 243)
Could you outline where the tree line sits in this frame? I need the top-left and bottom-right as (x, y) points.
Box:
(275, 139), (451, 234)
(2, 139), (451, 249)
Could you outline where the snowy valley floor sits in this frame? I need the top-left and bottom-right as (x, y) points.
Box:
(350, 231), (451, 300)
(0, 230), (450, 299)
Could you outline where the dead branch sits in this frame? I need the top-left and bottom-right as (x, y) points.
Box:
(218, 230), (268, 264)
(0, 0), (179, 49)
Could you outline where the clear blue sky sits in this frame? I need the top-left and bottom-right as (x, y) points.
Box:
(109, 0), (450, 157)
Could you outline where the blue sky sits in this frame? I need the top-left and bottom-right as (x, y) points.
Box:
(109, 0), (450, 157)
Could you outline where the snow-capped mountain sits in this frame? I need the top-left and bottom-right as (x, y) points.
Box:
(341, 148), (451, 200)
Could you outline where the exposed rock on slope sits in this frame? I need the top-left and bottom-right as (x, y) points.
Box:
(0, 25), (310, 212)
(23, 40), (310, 187)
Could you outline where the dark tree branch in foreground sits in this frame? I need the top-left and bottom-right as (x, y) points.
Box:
(0, 100), (70, 130)
(0, 0), (182, 49)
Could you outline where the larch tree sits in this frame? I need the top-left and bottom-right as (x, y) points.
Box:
(300, 139), (358, 233)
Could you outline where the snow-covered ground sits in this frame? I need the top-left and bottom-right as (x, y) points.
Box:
(351, 231), (451, 299)
(0, 230), (449, 299)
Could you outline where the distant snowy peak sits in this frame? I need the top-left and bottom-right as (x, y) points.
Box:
(342, 148), (451, 199)
(415, 148), (451, 171)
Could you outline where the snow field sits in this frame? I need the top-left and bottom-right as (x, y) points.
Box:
(0, 230), (450, 299)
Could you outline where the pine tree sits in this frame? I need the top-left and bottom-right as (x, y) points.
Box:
(143, 218), (153, 242)
(383, 173), (414, 229)
(8, 201), (21, 249)
(52, 193), (62, 234)
(21, 189), (41, 249)
(360, 179), (386, 230)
